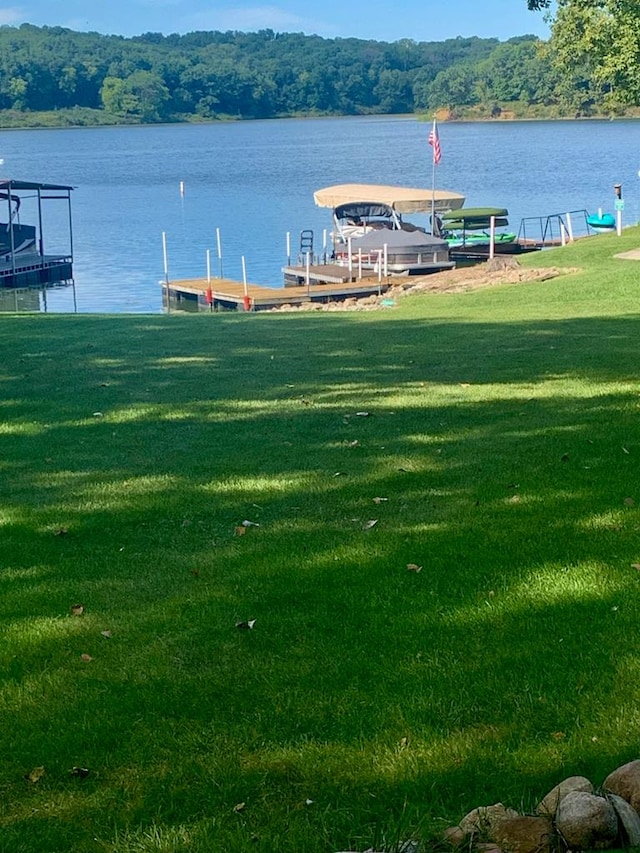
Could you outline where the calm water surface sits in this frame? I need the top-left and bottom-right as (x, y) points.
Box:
(1, 116), (639, 313)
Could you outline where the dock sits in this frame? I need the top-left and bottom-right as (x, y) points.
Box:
(0, 253), (73, 288)
(164, 272), (393, 312)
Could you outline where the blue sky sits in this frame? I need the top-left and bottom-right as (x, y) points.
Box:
(0, 1), (551, 42)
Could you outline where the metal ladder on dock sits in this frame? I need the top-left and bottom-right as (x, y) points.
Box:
(299, 229), (314, 265)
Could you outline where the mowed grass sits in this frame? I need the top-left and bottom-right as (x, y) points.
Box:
(2, 229), (640, 852)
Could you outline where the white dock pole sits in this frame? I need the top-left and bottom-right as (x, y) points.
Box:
(347, 237), (353, 277)
(617, 208), (623, 237)
(286, 231), (291, 266)
(216, 227), (223, 278)
(206, 249), (211, 284)
(489, 215), (496, 260)
(322, 229), (327, 264)
(179, 181), (185, 197)
(162, 231), (170, 313)
(560, 222), (567, 247)
(566, 212), (574, 242)
(358, 249), (362, 281)
(305, 251), (311, 288)
(377, 250), (382, 284)
(383, 243), (388, 277)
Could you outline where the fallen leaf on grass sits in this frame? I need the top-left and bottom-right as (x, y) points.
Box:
(80, 653), (93, 662)
(54, 527), (69, 536)
(632, 563), (640, 571)
(100, 630), (112, 639)
(372, 497), (388, 504)
(624, 497), (635, 507)
(236, 620), (256, 630)
(234, 526), (247, 537)
(233, 802), (246, 812)
(355, 411), (370, 417)
(70, 604), (85, 616)
(623, 447), (630, 454)
(551, 731), (566, 740)
(70, 767), (90, 778)
(25, 766), (45, 784)
(407, 564), (422, 573)
(363, 519), (378, 530)
(348, 440), (360, 448)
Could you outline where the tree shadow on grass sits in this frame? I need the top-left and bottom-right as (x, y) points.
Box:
(2, 310), (640, 850)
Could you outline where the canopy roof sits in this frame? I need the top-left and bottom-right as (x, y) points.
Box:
(314, 184), (465, 214)
(0, 179), (74, 192)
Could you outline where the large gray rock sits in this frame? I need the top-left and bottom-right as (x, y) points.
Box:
(492, 815), (554, 853)
(603, 759), (640, 813)
(537, 776), (595, 818)
(607, 793), (640, 847)
(555, 791), (618, 850)
(459, 803), (519, 838)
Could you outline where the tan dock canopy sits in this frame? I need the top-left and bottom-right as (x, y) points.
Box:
(314, 184), (465, 214)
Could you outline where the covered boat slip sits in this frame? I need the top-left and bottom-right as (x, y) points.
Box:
(0, 179), (74, 288)
(312, 183), (464, 275)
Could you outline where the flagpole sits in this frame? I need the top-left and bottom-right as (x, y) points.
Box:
(429, 116), (437, 235)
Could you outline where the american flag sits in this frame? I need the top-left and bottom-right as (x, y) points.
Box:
(428, 119), (442, 165)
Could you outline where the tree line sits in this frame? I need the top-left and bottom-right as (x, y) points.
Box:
(0, 20), (636, 126)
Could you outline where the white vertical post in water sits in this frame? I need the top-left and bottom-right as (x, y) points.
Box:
(206, 249), (211, 284)
(489, 215), (496, 260)
(216, 227), (223, 278)
(566, 212), (574, 242)
(162, 231), (170, 313)
(179, 181), (185, 197)
(286, 231), (291, 266)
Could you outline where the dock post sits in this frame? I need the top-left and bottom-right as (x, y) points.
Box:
(305, 251), (311, 291)
(383, 243), (388, 278)
(162, 231), (170, 313)
(347, 237), (353, 278)
(358, 249), (362, 281)
(286, 231), (291, 266)
(217, 227), (223, 278)
(322, 229), (328, 264)
(241, 255), (251, 311)
(566, 212), (574, 242)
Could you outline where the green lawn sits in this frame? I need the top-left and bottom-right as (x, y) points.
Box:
(2, 229), (640, 852)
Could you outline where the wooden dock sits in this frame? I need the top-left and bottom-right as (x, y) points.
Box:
(165, 273), (393, 312)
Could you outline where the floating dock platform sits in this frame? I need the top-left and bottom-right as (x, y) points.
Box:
(164, 272), (393, 312)
(0, 253), (73, 288)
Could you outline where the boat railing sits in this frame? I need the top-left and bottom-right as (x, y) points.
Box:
(517, 209), (593, 247)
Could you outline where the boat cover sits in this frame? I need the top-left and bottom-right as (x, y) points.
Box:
(442, 207), (508, 221)
(348, 229), (448, 253)
(314, 184), (465, 214)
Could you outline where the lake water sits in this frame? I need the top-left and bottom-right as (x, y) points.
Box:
(1, 115), (639, 313)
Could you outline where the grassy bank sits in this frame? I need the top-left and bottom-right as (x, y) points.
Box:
(2, 230), (640, 852)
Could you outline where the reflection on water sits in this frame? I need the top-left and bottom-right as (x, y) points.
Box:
(0, 281), (77, 313)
